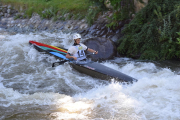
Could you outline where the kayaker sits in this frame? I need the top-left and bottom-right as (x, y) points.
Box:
(66, 33), (98, 61)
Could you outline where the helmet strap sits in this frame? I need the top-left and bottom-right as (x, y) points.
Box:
(74, 39), (77, 44)
(74, 39), (80, 45)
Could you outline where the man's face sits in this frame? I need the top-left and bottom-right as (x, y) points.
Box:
(75, 38), (81, 44)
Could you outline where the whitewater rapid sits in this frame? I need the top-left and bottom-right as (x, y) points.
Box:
(0, 29), (180, 120)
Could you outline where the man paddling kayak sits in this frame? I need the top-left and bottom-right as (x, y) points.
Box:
(66, 33), (98, 61)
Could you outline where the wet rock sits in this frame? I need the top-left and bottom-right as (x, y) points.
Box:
(0, 25), (7, 29)
(2, 7), (7, 13)
(99, 29), (108, 37)
(89, 24), (97, 31)
(29, 24), (34, 29)
(62, 21), (67, 25)
(80, 23), (88, 29)
(96, 30), (101, 35)
(79, 30), (85, 34)
(73, 26), (79, 30)
(111, 35), (119, 43)
(101, 26), (107, 31)
(64, 24), (73, 30)
(59, 26), (64, 30)
(2, 22), (7, 25)
(83, 37), (117, 61)
(90, 29), (96, 35)
(7, 9), (11, 14)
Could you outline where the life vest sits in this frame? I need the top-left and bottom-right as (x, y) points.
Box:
(73, 44), (86, 61)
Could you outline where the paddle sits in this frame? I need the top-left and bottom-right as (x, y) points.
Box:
(52, 60), (69, 67)
(52, 52), (96, 67)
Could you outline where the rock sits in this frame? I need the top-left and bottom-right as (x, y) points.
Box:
(80, 23), (88, 29)
(73, 26), (79, 30)
(104, 0), (113, 9)
(134, 0), (148, 13)
(83, 37), (117, 61)
(89, 24), (97, 31)
(29, 13), (41, 24)
(4, 13), (8, 17)
(64, 24), (73, 30)
(7, 9), (11, 14)
(2, 7), (7, 13)
(79, 30), (85, 34)
(7, 5), (11, 9)
(59, 26), (64, 30)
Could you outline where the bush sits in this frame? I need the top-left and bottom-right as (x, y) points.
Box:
(86, 0), (143, 28)
(118, 0), (180, 60)
(41, 6), (58, 19)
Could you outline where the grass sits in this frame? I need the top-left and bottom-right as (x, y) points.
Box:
(1, 0), (90, 19)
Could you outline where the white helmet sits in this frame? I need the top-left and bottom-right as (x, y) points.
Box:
(73, 33), (81, 40)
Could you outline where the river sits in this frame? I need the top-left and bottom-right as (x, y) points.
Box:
(0, 28), (180, 120)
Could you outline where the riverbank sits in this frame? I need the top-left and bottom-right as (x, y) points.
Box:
(0, 0), (89, 18)
(0, 4), (130, 44)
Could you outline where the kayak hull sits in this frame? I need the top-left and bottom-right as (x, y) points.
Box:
(70, 61), (137, 83)
(29, 40), (137, 83)
(71, 63), (111, 80)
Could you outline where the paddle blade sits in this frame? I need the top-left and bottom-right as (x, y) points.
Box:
(52, 60), (68, 67)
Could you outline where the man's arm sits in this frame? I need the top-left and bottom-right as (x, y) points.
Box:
(66, 53), (77, 60)
(87, 48), (98, 54)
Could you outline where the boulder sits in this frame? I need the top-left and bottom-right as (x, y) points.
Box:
(134, 0), (148, 13)
(83, 37), (117, 61)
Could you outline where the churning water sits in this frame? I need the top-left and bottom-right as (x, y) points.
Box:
(0, 29), (180, 120)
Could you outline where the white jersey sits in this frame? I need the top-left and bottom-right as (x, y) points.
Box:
(67, 43), (87, 61)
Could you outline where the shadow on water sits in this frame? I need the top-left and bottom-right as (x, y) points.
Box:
(151, 60), (180, 74)
(0, 105), (51, 120)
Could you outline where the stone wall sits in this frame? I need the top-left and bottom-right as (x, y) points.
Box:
(0, 5), (18, 18)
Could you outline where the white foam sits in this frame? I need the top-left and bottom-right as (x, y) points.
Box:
(0, 32), (180, 120)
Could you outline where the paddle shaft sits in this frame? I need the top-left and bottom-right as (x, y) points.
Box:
(52, 53), (95, 67)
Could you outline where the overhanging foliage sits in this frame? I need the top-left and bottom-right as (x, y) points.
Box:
(118, 0), (180, 60)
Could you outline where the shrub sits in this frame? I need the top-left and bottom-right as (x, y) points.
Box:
(118, 0), (180, 60)
(86, 0), (143, 28)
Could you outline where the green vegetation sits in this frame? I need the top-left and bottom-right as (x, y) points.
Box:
(177, 32), (180, 45)
(118, 0), (180, 60)
(86, 0), (141, 27)
(1, 0), (89, 19)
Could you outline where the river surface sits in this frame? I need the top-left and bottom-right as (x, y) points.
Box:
(0, 28), (180, 120)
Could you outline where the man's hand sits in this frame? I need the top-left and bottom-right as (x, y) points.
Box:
(73, 56), (77, 60)
(94, 51), (98, 54)
(66, 53), (77, 60)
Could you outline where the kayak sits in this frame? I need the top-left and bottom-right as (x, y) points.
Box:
(29, 40), (137, 83)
